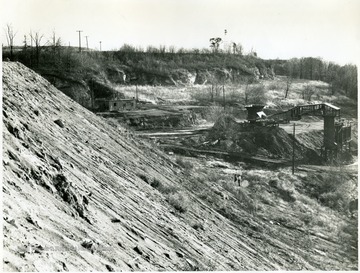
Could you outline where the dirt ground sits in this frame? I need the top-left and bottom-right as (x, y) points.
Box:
(280, 120), (323, 135)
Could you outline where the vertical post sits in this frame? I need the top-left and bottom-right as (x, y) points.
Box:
(135, 85), (138, 101)
(292, 123), (295, 174)
(223, 85), (225, 109)
(76, 30), (83, 52)
(99, 41), (102, 51)
(85, 36), (89, 50)
(90, 78), (94, 109)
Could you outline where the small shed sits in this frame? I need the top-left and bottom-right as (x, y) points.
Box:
(94, 98), (137, 111)
(108, 98), (137, 111)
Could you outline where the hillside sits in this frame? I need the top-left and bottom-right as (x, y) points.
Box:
(4, 48), (275, 108)
(2, 62), (357, 271)
(3, 47), (356, 112)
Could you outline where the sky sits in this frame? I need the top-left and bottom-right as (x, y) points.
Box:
(1, 0), (360, 65)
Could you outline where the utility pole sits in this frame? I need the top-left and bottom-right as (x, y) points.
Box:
(99, 41), (102, 51)
(76, 30), (82, 52)
(85, 36), (89, 50)
(223, 84), (226, 109)
(292, 123), (296, 174)
(135, 85), (138, 101)
(90, 78), (94, 109)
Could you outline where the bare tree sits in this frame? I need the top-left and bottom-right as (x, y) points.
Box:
(302, 84), (315, 101)
(233, 42), (243, 55)
(244, 79), (250, 105)
(30, 30), (44, 66)
(50, 31), (62, 51)
(23, 35), (28, 50)
(245, 83), (266, 105)
(4, 24), (17, 60)
(209, 37), (222, 53)
(284, 76), (292, 98)
(168, 45), (175, 54)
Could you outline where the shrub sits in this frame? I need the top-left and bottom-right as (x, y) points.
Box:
(175, 157), (193, 169)
(204, 106), (225, 122)
(191, 222), (204, 231)
(245, 84), (267, 105)
(268, 82), (282, 90)
(302, 84), (315, 101)
(150, 178), (178, 195)
(150, 177), (161, 188)
(319, 191), (347, 212)
(137, 172), (149, 183)
(304, 171), (353, 213)
(299, 212), (314, 226)
(167, 192), (189, 213)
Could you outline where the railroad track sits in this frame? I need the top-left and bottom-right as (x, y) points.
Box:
(160, 144), (292, 167)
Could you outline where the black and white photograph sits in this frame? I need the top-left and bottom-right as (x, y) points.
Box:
(1, 0), (359, 271)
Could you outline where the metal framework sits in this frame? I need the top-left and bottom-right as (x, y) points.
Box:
(269, 103), (340, 122)
(268, 103), (351, 161)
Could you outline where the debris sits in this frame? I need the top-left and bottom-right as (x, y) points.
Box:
(105, 264), (115, 272)
(83, 195), (89, 205)
(33, 244), (44, 254)
(7, 149), (20, 162)
(60, 261), (68, 271)
(48, 155), (63, 171)
(6, 120), (24, 140)
(4, 216), (18, 228)
(25, 214), (42, 229)
(53, 174), (89, 220)
(54, 119), (65, 128)
(81, 239), (97, 254)
(133, 245), (143, 255)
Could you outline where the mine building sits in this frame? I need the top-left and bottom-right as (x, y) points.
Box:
(268, 102), (352, 160)
(95, 98), (137, 111)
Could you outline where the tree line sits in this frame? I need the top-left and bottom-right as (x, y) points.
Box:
(273, 57), (357, 100)
(3, 24), (357, 101)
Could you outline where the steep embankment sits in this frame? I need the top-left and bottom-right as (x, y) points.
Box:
(3, 62), (276, 271)
(2, 62), (356, 271)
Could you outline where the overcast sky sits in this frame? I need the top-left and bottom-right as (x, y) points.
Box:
(1, 0), (359, 65)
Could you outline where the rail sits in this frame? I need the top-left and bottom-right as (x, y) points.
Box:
(160, 144), (292, 167)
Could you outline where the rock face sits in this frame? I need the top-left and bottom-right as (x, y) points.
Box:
(2, 62), (356, 271)
(41, 65), (272, 108)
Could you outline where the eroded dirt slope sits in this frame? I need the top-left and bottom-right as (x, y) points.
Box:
(2, 62), (357, 271)
(2, 62), (274, 271)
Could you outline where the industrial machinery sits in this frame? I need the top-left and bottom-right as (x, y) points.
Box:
(268, 103), (352, 160)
